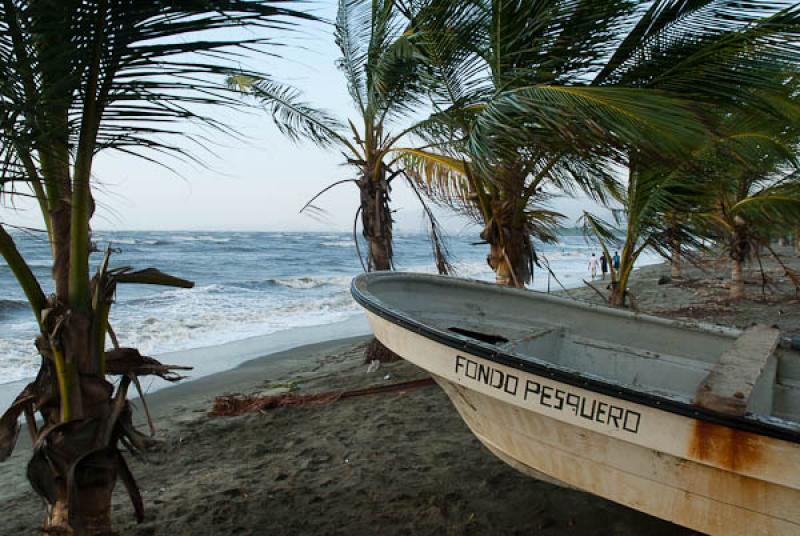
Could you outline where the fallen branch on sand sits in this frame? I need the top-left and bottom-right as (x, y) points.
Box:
(209, 377), (436, 417)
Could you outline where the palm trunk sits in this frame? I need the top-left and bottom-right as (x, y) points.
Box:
(34, 304), (119, 536)
(795, 229), (800, 257)
(482, 216), (529, 289)
(43, 439), (117, 536)
(670, 236), (681, 279)
(45, 496), (71, 534)
(488, 242), (517, 287)
(609, 238), (636, 307)
(729, 220), (748, 300)
(359, 169), (397, 363)
(610, 269), (629, 306)
(359, 173), (392, 272)
(730, 257), (744, 300)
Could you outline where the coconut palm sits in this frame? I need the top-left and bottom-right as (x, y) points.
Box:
(584, 89), (800, 306)
(581, 165), (707, 305)
(399, 0), (697, 287)
(699, 110), (800, 300)
(229, 0), (452, 274)
(0, 2), (310, 533)
(402, 0), (800, 290)
(796, 229), (800, 256)
(583, 3), (800, 305)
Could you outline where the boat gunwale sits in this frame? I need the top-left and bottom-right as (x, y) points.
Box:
(351, 272), (800, 445)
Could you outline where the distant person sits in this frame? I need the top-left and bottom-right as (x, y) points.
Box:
(588, 253), (598, 280)
(600, 253), (608, 280)
(612, 251), (620, 271)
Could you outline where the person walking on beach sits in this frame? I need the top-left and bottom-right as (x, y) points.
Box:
(611, 250), (621, 283)
(588, 253), (599, 280)
(600, 253), (608, 280)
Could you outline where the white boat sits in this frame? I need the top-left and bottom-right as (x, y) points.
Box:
(351, 272), (800, 536)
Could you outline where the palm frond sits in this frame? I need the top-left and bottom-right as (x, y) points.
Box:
(395, 147), (474, 212)
(598, 1), (800, 110)
(227, 74), (352, 151)
(473, 85), (706, 170)
(335, 0), (372, 113)
(580, 211), (622, 249)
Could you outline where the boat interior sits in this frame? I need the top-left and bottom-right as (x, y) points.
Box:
(359, 274), (800, 429)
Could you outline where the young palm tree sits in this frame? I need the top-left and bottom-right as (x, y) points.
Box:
(230, 0), (451, 273)
(402, 0), (800, 290)
(584, 94), (800, 306)
(701, 114), (800, 300)
(584, 2), (800, 305)
(796, 229), (800, 256)
(0, 2), (310, 533)
(582, 165), (706, 306)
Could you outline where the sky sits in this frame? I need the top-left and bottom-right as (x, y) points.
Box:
(2, 1), (602, 234)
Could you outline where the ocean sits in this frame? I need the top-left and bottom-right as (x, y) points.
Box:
(0, 230), (660, 386)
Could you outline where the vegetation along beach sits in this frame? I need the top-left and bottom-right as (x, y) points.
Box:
(1, 1), (800, 535)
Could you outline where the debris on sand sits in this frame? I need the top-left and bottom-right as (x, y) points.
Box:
(209, 378), (435, 417)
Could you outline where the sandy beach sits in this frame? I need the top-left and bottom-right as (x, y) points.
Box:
(565, 246), (800, 335)
(3, 249), (799, 535)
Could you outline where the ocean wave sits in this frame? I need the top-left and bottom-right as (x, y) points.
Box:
(24, 259), (55, 268)
(0, 338), (39, 384)
(321, 240), (353, 248)
(105, 289), (360, 357)
(270, 277), (324, 289)
(0, 298), (30, 318)
(171, 235), (231, 243)
(268, 275), (351, 289)
(95, 237), (169, 246)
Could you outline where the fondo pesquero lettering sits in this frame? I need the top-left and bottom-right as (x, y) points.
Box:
(454, 355), (641, 434)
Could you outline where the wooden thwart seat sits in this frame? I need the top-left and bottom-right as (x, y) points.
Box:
(694, 324), (780, 416)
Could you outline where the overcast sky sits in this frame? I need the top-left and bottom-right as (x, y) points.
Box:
(3, 0), (601, 234)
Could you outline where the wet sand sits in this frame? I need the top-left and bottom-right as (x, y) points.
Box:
(4, 248), (799, 535)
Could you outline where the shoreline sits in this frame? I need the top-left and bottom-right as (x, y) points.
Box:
(0, 314), (370, 413)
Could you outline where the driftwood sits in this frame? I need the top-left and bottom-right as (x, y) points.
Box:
(105, 347), (191, 381)
(209, 378), (435, 417)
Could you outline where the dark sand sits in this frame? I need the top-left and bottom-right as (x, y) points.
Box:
(4, 248), (799, 535)
(566, 245), (800, 336)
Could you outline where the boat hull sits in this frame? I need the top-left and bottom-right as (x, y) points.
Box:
(365, 310), (800, 535)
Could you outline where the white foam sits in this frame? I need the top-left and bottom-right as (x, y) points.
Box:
(271, 275), (352, 289)
(321, 240), (353, 248)
(171, 235), (231, 243)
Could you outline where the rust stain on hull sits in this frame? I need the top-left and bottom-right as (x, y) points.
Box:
(688, 420), (765, 472)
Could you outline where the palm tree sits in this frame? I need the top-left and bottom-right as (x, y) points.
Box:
(400, 0), (709, 288)
(230, 0), (451, 274)
(700, 111), (800, 300)
(403, 0), (800, 290)
(0, 2), (310, 533)
(582, 165), (707, 305)
(584, 91), (800, 306)
(796, 229), (800, 256)
(587, 2), (800, 305)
